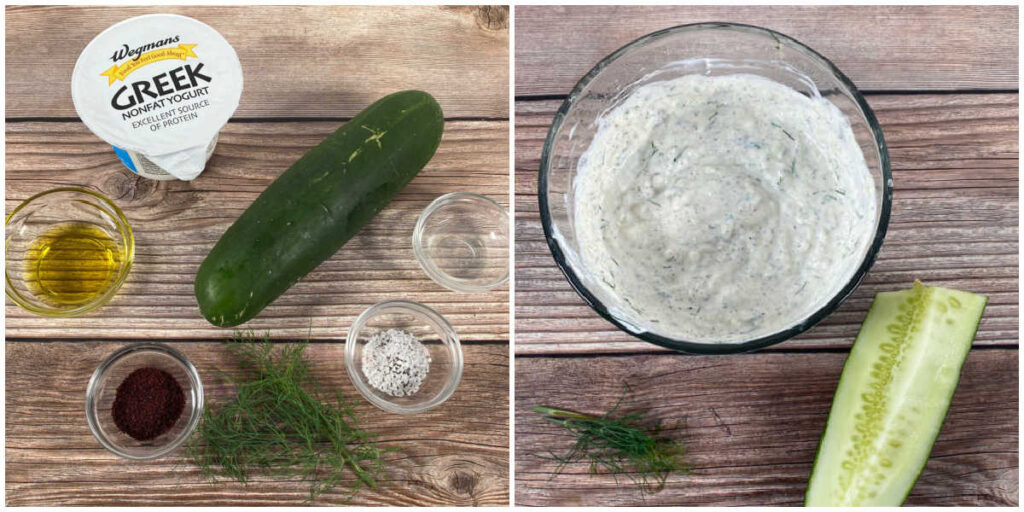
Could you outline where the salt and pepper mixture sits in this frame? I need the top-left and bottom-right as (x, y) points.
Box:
(361, 328), (432, 397)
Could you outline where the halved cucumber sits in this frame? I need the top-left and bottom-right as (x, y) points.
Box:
(805, 281), (987, 506)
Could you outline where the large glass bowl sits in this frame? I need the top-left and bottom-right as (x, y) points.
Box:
(538, 23), (892, 354)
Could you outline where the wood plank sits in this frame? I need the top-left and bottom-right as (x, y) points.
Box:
(5, 120), (509, 341)
(515, 5), (1018, 96)
(6, 341), (509, 506)
(515, 349), (1018, 506)
(6, 5), (509, 119)
(514, 94), (1018, 354)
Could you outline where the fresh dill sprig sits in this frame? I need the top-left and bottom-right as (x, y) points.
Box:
(533, 391), (689, 497)
(187, 331), (393, 502)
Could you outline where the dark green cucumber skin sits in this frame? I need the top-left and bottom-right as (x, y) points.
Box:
(195, 90), (444, 327)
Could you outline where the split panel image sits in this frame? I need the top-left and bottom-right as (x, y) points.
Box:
(6, 5), (510, 506)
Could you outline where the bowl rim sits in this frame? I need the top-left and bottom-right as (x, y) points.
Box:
(84, 342), (204, 460)
(5, 186), (136, 317)
(412, 191), (510, 293)
(345, 299), (463, 414)
(537, 22), (893, 355)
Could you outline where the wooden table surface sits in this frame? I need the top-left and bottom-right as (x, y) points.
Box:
(514, 5), (1018, 506)
(5, 6), (510, 506)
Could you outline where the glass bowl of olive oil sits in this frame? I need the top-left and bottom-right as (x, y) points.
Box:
(6, 187), (134, 316)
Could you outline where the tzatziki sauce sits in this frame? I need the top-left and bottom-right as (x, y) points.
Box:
(573, 73), (877, 343)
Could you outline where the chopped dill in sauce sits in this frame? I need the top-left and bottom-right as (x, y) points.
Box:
(573, 73), (876, 343)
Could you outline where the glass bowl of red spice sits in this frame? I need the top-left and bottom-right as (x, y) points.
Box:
(85, 343), (203, 459)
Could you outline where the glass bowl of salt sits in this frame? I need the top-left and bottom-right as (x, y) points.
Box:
(345, 299), (463, 414)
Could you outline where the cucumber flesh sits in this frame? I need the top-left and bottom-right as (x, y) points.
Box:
(805, 281), (987, 506)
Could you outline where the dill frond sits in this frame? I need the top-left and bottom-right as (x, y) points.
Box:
(187, 331), (393, 502)
(533, 391), (689, 497)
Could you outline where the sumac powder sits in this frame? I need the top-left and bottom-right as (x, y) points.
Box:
(112, 367), (185, 441)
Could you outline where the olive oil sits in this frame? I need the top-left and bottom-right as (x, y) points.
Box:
(25, 222), (122, 306)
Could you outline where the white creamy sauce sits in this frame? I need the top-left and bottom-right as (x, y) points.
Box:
(573, 73), (876, 343)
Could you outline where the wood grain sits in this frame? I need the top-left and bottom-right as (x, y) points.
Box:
(5, 120), (509, 341)
(515, 5), (1018, 96)
(515, 349), (1018, 506)
(6, 342), (509, 506)
(6, 5), (509, 119)
(514, 94), (1019, 354)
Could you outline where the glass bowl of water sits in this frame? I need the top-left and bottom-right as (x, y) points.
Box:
(413, 192), (509, 293)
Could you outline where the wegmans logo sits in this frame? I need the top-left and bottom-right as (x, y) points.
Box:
(101, 37), (198, 86)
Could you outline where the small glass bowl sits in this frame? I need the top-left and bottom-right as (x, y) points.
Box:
(539, 23), (892, 354)
(5, 187), (134, 316)
(413, 192), (509, 293)
(85, 343), (203, 460)
(345, 300), (463, 414)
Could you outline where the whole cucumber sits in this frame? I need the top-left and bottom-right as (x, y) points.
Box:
(195, 90), (444, 327)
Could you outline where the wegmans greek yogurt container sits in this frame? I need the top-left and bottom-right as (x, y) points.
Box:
(72, 14), (243, 181)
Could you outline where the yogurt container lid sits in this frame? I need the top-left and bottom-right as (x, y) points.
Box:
(72, 14), (243, 180)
